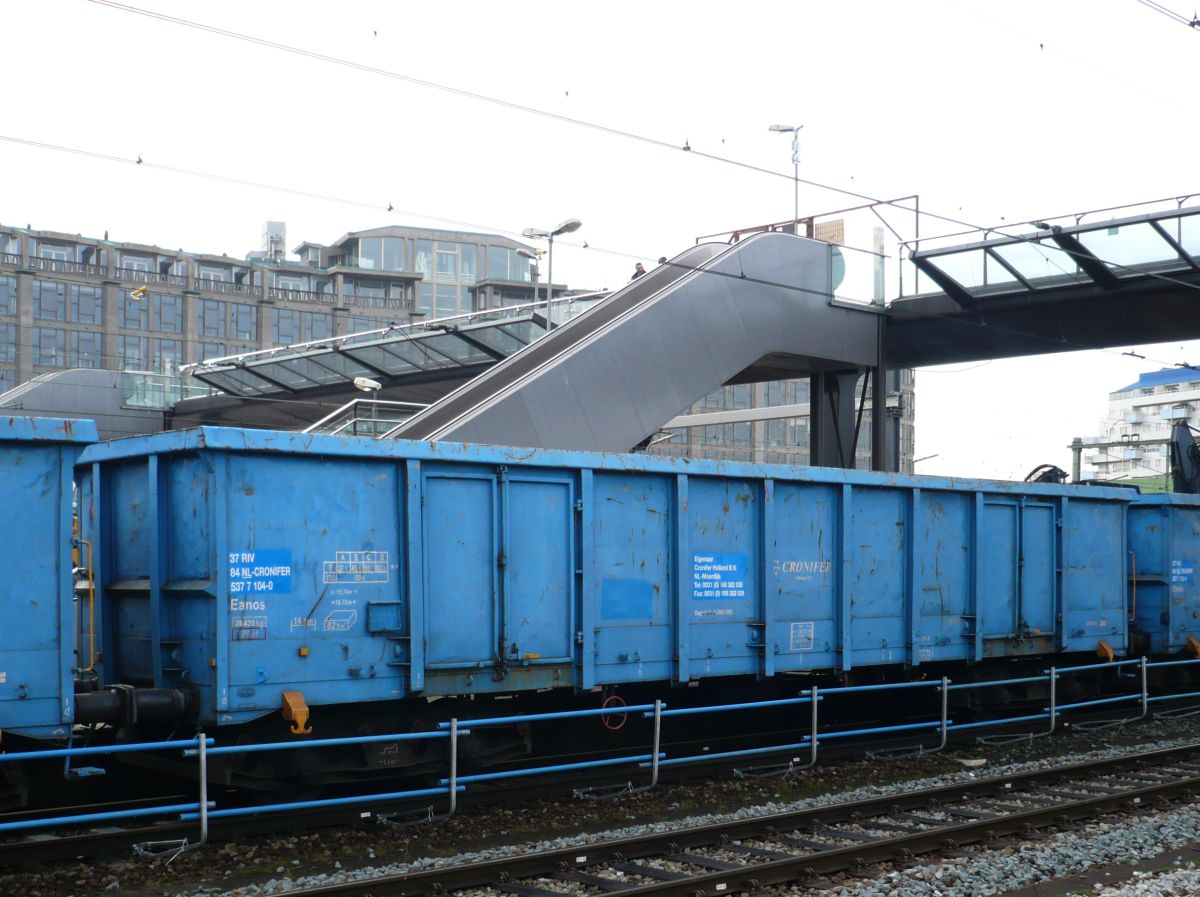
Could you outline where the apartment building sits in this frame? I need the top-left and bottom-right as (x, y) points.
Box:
(1083, 367), (1200, 480)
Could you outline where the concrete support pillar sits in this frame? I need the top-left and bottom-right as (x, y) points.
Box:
(101, 280), (121, 371)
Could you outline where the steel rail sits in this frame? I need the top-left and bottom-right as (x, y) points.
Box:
(281, 741), (1200, 897)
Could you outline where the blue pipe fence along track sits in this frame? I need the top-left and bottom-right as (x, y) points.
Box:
(4, 658), (1200, 853)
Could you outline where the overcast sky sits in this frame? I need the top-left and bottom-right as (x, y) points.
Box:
(4, 0), (1199, 479)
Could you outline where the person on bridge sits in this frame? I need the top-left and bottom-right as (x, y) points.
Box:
(631, 262), (646, 280)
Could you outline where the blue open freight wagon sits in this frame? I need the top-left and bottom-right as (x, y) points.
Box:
(0, 416), (97, 737)
(1128, 494), (1200, 654)
(73, 426), (1135, 730)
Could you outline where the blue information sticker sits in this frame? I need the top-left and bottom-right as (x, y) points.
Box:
(228, 548), (294, 595)
(692, 552), (747, 600)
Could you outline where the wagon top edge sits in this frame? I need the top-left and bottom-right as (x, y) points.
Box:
(74, 423), (1140, 502)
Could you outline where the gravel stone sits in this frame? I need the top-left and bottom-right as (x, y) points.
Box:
(180, 731), (1200, 897)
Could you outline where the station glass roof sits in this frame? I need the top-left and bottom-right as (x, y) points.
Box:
(908, 206), (1200, 308)
(182, 296), (603, 398)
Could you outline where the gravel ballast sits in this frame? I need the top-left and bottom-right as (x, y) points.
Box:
(5, 716), (1199, 897)
(174, 730), (1200, 897)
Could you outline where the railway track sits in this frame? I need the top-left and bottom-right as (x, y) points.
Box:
(274, 741), (1200, 897)
(3, 706), (1197, 868)
(0, 719), (961, 865)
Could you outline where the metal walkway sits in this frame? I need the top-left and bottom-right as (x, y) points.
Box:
(889, 204), (1200, 367)
(382, 233), (882, 453)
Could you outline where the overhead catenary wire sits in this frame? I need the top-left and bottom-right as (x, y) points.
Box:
(1133, 0), (1200, 29)
(3, 185), (1199, 384)
(2, 10), (1197, 460)
(81, 0), (996, 237)
(7, 4), (1200, 380)
(65, 2), (1200, 302)
(85, 0), (1193, 282)
(46, 111), (1194, 313)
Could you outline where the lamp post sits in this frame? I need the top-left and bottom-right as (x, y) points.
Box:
(516, 248), (542, 315)
(353, 376), (382, 436)
(522, 218), (582, 331)
(768, 123), (804, 226)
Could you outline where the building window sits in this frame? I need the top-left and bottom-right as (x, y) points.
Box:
(0, 322), (14, 363)
(435, 243), (458, 281)
(198, 264), (229, 282)
(460, 244), (477, 283)
(343, 280), (386, 300)
(701, 388), (725, 410)
(487, 246), (531, 283)
(275, 274), (309, 292)
(274, 308), (300, 345)
(119, 289), (149, 329)
(70, 284), (104, 324)
(152, 294), (182, 333)
(33, 327), (66, 366)
(231, 304), (257, 341)
(0, 276), (14, 315)
(39, 243), (72, 261)
(71, 330), (103, 369)
(766, 419), (784, 447)
(33, 280), (66, 320)
(199, 341), (226, 360)
(305, 311), (332, 341)
(121, 253), (152, 271)
(120, 335), (148, 370)
(435, 284), (459, 316)
(414, 239), (432, 276)
(353, 236), (406, 271)
(790, 419), (809, 446)
(346, 315), (379, 333)
(487, 246), (509, 280)
(198, 298), (225, 338)
(151, 338), (184, 373)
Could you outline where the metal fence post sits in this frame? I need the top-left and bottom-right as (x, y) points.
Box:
(1047, 668), (1057, 735)
(133, 732), (209, 858)
(1140, 657), (1149, 720)
(195, 732), (209, 850)
(806, 685), (819, 768)
(448, 718), (459, 818)
(937, 677), (949, 751)
(648, 700), (662, 790)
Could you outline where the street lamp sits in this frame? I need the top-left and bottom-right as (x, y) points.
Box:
(516, 248), (542, 315)
(768, 123), (804, 225)
(353, 376), (382, 436)
(522, 218), (582, 331)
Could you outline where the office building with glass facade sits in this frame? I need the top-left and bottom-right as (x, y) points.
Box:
(0, 222), (548, 391)
(0, 218), (914, 472)
(649, 371), (916, 472)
